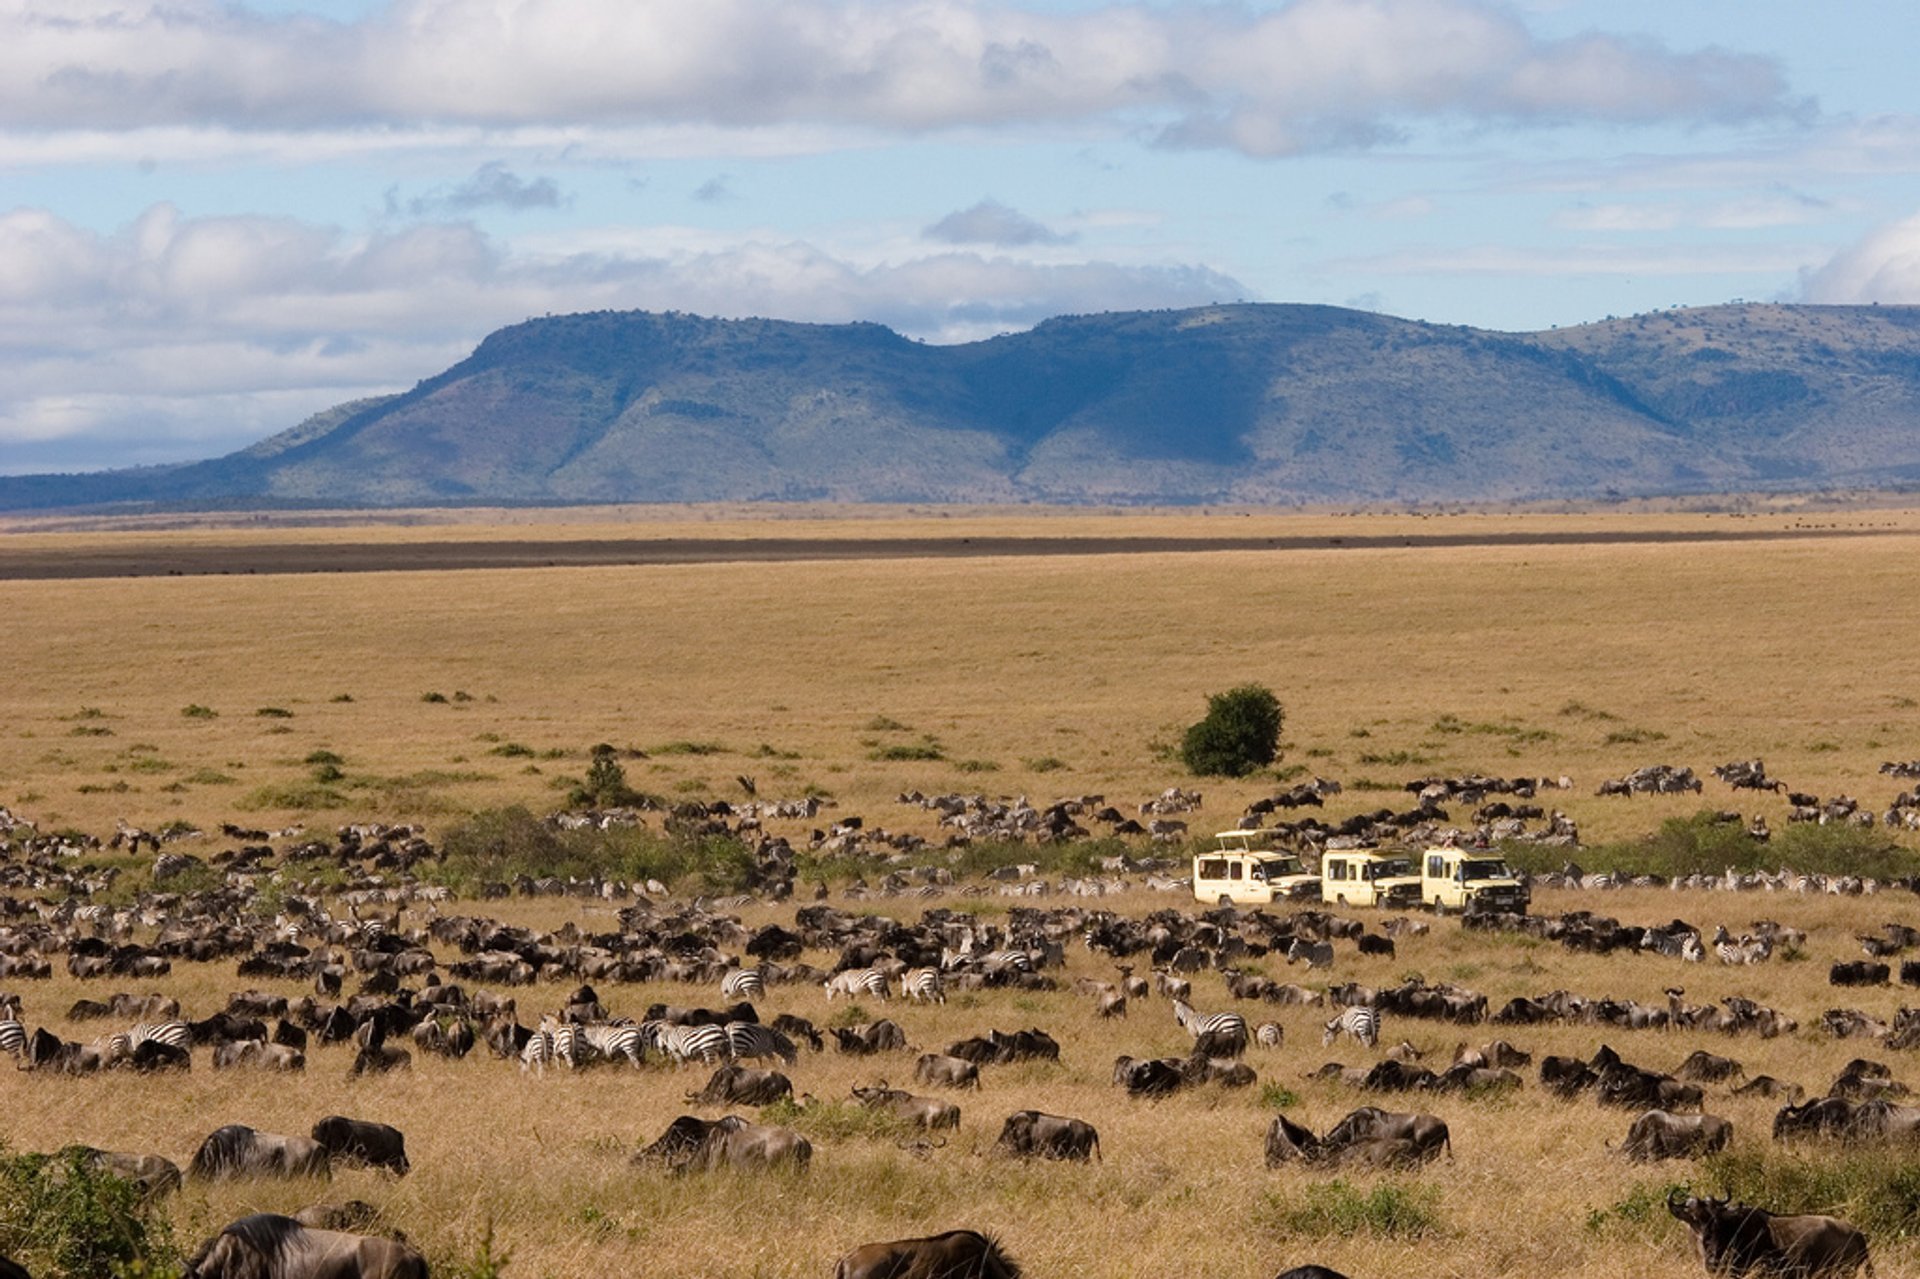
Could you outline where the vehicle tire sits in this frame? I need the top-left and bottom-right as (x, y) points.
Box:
(1219, 895), (1233, 908)
(1336, 895), (1347, 907)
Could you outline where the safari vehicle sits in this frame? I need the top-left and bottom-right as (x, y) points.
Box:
(1192, 830), (1321, 906)
(1320, 850), (1421, 909)
(1421, 846), (1530, 914)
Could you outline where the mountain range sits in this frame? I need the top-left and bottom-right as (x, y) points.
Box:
(8, 301), (1920, 510)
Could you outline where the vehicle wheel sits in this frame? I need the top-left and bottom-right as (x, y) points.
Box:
(1336, 895), (1347, 907)
(1218, 895), (1233, 908)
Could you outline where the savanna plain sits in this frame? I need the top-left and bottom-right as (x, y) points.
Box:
(8, 507), (1920, 1279)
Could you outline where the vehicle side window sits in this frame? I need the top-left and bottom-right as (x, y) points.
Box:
(1229, 862), (1243, 880)
(1199, 859), (1227, 880)
(1427, 855), (1444, 877)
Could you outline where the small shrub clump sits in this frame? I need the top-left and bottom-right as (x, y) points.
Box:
(1180, 684), (1284, 778)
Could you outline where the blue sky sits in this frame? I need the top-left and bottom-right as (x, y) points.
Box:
(3, 0), (1919, 474)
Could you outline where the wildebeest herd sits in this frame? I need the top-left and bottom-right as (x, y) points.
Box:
(3, 803), (1916, 1277)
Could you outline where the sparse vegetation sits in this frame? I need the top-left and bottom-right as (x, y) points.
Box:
(0, 1144), (180, 1279)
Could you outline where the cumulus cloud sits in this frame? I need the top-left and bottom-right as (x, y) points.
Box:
(408, 162), (564, 215)
(0, 0), (1797, 159)
(0, 202), (1248, 472)
(924, 199), (1072, 246)
(1802, 211), (1920, 304)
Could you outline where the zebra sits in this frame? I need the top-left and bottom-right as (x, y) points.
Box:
(824, 968), (891, 1001)
(103, 1020), (191, 1065)
(725, 1021), (798, 1066)
(1170, 999), (1249, 1056)
(721, 968), (766, 1000)
(582, 1022), (646, 1068)
(543, 1019), (590, 1069)
(1254, 1021), (1284, 1048)
(1323, 1006), (1380, 1049)
(519, 1027), (554, 1075)
(903, 968), (945, 1005)
(0, 1019), (25, 1059)
(652, 1021), (730, 1065)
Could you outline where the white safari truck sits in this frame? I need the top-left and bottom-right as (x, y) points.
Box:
(1319, 850), (1421, 909)
(1192, 830), (1321, 906)
(1420, 846), (1530, 914)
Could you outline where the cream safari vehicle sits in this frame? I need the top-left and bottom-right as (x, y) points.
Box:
(1192, 830), (1321, 906)
(1319, 850), (1421, 909)
(1420, 846), (1530, 914)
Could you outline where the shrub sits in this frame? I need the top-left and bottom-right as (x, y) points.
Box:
(1180, 684), (1284, 777)
(179, 704), (216, 719)
(304, 750), (344, 766)
(571, 747), (643, 808)
(254, 706), (294, 718)
(1024, 756), (1068, 773)
(869, 742), (944, 762)
(0, 1144), (180, 1278)
(420, 691), (449, 704)
(433, 806), (752, 896)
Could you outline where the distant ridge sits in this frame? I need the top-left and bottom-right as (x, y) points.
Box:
(8, 302), (1920, 511)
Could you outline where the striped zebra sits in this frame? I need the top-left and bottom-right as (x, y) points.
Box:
(824, 968), (891, 1001)
(544, 1020), (590, 1069)
(1254, 1021), (1284, 1048)
(725, 1021), (798, 1066)
(103, 1020), (192, 1065)
(1322, 1006), (1380, 1049)
(903, 968), (945, 1005)
(519, 1027), (554, 1074)
(650, 1021), (730, 1065)
(721, 968), (766, 1000)
(1170, 998), (1249, 1056)
(582, 1023), (645, 1068)
(0, 1019), (25, 1059)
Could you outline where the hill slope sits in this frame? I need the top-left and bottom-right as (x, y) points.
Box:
(7, 302), (1920, 510)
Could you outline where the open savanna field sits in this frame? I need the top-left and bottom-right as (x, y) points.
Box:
(9, 507), (1920, 1278)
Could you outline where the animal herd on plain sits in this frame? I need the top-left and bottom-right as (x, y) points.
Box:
(8, 782), (1920, 1278)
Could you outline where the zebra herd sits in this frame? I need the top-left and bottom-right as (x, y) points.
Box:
(518, 1017), (799, 1074)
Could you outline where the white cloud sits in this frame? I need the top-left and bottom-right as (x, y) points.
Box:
(0, 201), (1248, 472)
(1554, 192), (1831, 232)
(1802, 211), (1920, 304)
(924, 199), (1072, 246)
(0, 0), (1797, 161)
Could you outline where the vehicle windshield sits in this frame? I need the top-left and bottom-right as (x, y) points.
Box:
(1461, 859), (1512, 882)
(1373, 859), (1412, 879)
(1265, 858), (1303, 877)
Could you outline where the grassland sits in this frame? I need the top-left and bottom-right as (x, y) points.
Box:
(7, 508), (1920, 1277)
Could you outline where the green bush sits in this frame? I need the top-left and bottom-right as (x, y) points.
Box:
(1259, 1180), (1440, 1239)
(433, 806), (752, 895)
(0, 1145), (179, 1279)
(1180, 684), (1284, 778)
(869, 742), (944, 762)
(570, 747), (646, 808)
(179, 704), (216, 719)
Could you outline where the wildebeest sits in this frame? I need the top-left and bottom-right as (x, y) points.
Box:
(687, 1063), (794, 1107)
(850, 1084), (960, 1129)
(309, 1117), (409, 1176)
(833, 1229), (1021, 1279)
(1830, 962), (1891, 988)
(0, 1257), (27, 1279)
(1675, 1050), (1745, 1083)
(181, 1213), (426, 1279)
(189, 1126), (330, 1181)
(995, 1110), (1100, 1162)
(1274, 1269), (1351, 1279)
(833, 1020), (909, 1055)
(291, 1202), (381, 1233)
(915, 1053), (981, 1090)
(1321, 1106), (1452, 1164)
(1616, 1109), (1733, 1162)
(1667, 1192), (1872, 1277)
(633, 1114), (811, 1173)
(1733, 1075), (1805, 1103)
(57, 1146), (182, 1200)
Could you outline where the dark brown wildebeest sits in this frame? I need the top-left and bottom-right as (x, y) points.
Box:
(1274, 1269), (1350, 1279)
(1264, 1114), (1323, 1167)
(1616, 1109), (1733, 1162)
(188, 1126), (330, 1181)
(0, 1256), (28, 1279)
(181, 1213), (426, 1279)
(633, 1114), (811, 1173)
(914, 1053), (981, 1090)
(1114, 1055), (1185, 1098)
(1321, 1106), (1452, 1163)
(834, 1020), (909, 1056)
(291, 1202), (381, 1233)
(995, 1110), (1100, 1162)
(57, 1146), (181, 1200)
(850, 1084), (960, 1129)
(309, 1117), (409, 1176)
(1667, 1192), (1871, 1277)
(833, 1229), (1021, 1279)
(1733, 1075), (1804, 1103)
(687, 1063), (794, 1107)
(1831, 962), (1891, 988)
(1675, 1050), (1744, 1083)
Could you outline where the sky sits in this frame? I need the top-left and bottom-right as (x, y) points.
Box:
(4, 0), (1920, 475)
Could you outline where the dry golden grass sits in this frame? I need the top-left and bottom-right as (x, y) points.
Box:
(4, 509), (1920, 848)
(9, 886), (1920, 1278)
(7, 509), (1920, 1275)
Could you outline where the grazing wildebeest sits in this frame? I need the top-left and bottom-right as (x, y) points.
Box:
(188, 1126), (331, 1181)
(309, 1117), (409, 1176)
(181, 1213), (426, 1279)
(1321, 1106), (1452, 1163)
(1675, 1050), (1745, 1083)
(1617, 1109), (1733, 1162)
(1114, 1055), (1185, 1098)
(1264, 1114), (1323, 1166)
(58, 1146), (182, 1200)
(833, 1020), (909, 1056)
(995, 1110), (1100, 1162)
(915, 1053), (981, 1090)
(0, 1257), (27, 1279)
(291, 1202), (381, 1233)
(1274, 1269), (1351, 1279)
(833, 1229), (1021, 1279)
(1667, 1192), (1872, 1277)
(687, 1063), (794, 1107)
(850, 1084), (960, 1129)
(633, 1114), (811, 1173)
(1733, 1075), (1805, 1103)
